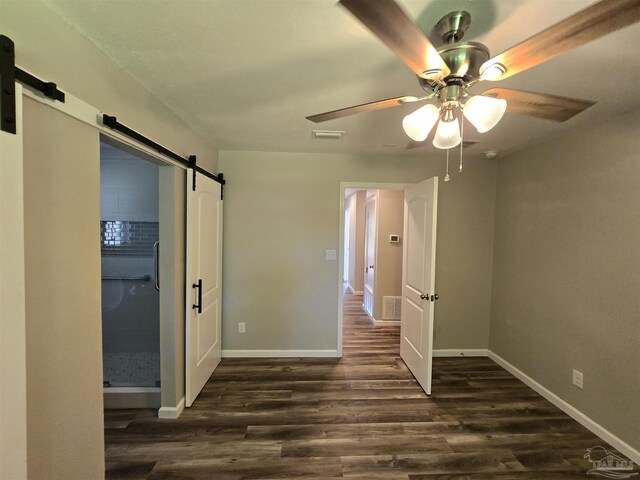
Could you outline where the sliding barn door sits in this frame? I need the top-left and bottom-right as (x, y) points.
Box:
(185, 170), (223, 407)
(0, 83), (27, 478)
(400, 176), (438, 395)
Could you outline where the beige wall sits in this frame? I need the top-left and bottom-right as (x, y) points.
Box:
(489, 109), (640, 450)
(347, 191), (365, 293)
(0, 0), (217, 172)
(23, 98), (105, 479)
(373, 189), (404, 320)
(219, 150), (497, 352)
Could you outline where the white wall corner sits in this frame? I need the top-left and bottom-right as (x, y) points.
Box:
(158, 397), (185, 420)
(221, 350), (339, 358)
(488, 351), (640, 464)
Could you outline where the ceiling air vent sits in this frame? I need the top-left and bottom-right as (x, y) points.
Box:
(312, 130), (344, 140)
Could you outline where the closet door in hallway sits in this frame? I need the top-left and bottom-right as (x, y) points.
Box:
(363, 195), (376, 317)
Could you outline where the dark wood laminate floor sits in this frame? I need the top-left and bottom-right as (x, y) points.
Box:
(105, 290), (621, 479)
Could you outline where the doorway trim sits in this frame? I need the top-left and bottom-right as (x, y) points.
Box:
(337, 182), (408, 357)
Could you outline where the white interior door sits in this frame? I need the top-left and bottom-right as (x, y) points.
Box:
(0, 83), (27, 478)
(185, 170), (223, 407)
(344, 206), (350, 282)
(363, 196), (377, 317)
(400, 176), (438, 395)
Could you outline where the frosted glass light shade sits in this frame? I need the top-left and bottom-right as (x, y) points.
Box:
(433, 118), (461, 149)
(402, 104), (439, 141)
(463, 95), (507, 133)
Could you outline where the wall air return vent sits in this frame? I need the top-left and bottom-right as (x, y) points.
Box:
(382, 296), (402, 320)
(312, 130), (345, 140)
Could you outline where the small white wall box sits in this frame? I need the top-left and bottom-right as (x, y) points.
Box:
(389, 235), (400, 243)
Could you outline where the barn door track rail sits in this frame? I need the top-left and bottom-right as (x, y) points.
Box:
(1, 34), (223, 198)
(102, 114), (224, 198)
(1, 34), (65, 135)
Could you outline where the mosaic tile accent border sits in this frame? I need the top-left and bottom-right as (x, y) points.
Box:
(101, 220), (159, 257)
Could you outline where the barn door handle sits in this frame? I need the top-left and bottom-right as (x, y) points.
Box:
(153, 241), (160, 292)
(192, 279), (202, 314)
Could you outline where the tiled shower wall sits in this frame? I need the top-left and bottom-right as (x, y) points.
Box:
(101, 151), (160, 386)
(100, 220), (159, 257)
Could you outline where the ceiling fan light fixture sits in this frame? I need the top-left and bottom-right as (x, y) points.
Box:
(402, 103), (439, 142)
(463, 95), (507, 133)
(433, 117), (462, 149)
(480, 62), (507, 81)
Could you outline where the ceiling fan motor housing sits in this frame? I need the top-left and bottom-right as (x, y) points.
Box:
(418, 41), (489, 96)
(438, 42), (490, 82)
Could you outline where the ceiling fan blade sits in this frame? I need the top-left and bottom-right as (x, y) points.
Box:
(339, 0), (451, 79)
(306, 95), (420, 123)
(481, 88), (595, 122)
(480, 0), (640, 81)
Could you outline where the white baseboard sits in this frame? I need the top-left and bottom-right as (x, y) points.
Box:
(373, 318), (401, 326)
(347, 284), (364, 296)
(488, 351), (640, 464)
(433, 349), (489, 357)
(157, 397), (184, 419)
(222, 349), (339, 358)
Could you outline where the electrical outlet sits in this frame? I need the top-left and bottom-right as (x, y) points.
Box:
(572, 369), (583, 389)
(238, 322), (246, 334)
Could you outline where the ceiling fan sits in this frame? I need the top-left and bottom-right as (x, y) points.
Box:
(307, 0), (640, 154)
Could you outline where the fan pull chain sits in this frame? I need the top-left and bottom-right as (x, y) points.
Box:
(459, 115), (464, 173)
(444, 148), (450, 182)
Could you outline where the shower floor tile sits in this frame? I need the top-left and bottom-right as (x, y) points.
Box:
(103, 352), (160, 387)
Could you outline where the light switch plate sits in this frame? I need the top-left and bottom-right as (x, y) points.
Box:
(572, 369), (583, 389)
(325, 249), (337, 261)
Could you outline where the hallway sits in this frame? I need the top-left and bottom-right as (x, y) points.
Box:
(105, 291), (614, 479)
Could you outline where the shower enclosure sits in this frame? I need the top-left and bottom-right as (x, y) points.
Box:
(100, 142), (160, 407)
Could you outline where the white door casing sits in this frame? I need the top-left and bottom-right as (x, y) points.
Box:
(185, 170), (223, 407)
(400, 176), (438, 395)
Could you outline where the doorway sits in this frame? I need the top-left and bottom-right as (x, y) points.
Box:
(344, 187), (404, 327)
(339, 183), (407, 356)
(339, 179), (440, 395)
(100, 141), (161, 407)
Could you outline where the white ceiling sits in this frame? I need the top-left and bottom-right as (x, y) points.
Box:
(47, 0), (640, 159)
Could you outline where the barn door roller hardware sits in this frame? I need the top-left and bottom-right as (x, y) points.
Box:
(187, 154), (225, 197)
(0, 34), (224, 199)
(101, 114), (224, 199)
(1, 34), (65, 134)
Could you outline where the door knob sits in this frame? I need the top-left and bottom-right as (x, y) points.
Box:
(431, 293), (439, 301)
(420, 293), (429, 300)
(369, 265), (374, 269)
